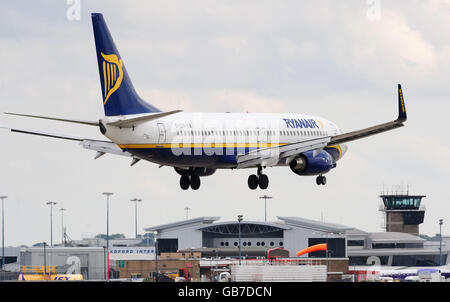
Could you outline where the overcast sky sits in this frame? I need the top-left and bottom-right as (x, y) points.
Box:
(0, 0), (449, 247)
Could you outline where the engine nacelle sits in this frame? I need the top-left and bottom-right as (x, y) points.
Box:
(174, 167), (216, 177)
(289, 151), (335, 176)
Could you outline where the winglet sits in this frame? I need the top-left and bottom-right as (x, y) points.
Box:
(397, 84), (407, 123)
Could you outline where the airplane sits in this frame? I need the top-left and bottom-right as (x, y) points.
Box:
(1, 13), (408, 191)
(350, 265), (450, 281)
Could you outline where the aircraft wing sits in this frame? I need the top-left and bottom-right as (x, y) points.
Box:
(0, 125), (132, 158)
(329, 84), (407, 144)
(236, 84), (407, 168)
(80, 139), (132, 158)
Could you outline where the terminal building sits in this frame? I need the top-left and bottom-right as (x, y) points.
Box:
(1, 191), (448, 281)
(144, 215), (448, 269)
(139, 191), (448, 279)
(144, 216), (349, 259)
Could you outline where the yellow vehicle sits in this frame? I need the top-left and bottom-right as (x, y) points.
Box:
(18, 266), (83, 281)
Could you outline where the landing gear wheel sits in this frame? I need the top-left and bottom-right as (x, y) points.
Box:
(248, 174), (258, 190)
(316, 176), (321, 185)
(258, 174), (269, 190)
(316, 176), (327, 185)
(180, 174), (190, 190)
(190, 175), (201, 190)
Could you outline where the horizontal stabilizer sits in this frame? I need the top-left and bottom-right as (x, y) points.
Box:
(4, 112), (99, 126)
(107, 110), (182, 127)
(0, 124), (84, 141)
(0, 125), (131, 158)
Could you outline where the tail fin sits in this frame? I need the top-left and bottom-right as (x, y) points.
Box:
(91, 13), (160, 116)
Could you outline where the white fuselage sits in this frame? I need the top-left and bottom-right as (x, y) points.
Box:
(101, 112), (347, 169)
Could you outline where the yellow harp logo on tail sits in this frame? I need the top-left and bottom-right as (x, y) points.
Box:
(101, 52), (123, 105)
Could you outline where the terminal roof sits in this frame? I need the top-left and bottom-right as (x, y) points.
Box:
(368, 232), (425, 243)
(278, 216), (352, 233)
(144, 216), (220, 232)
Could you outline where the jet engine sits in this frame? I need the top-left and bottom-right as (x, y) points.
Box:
(289, 150), (335, 176)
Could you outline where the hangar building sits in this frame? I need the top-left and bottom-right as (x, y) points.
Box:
(144, 216), (350, 259)
(144, 215), (450, 268)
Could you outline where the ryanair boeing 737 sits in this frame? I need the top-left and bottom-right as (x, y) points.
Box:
(2, 13), (408, 190)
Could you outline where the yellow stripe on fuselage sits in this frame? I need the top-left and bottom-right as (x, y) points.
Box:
(118, 143), (287, 149)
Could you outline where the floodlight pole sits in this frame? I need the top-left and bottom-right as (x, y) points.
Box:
(43, 242), (47, 278)
(439, 219), (444, 266)
(46, 202), (57, 247)
(1, 196), (8, 271)
(59, 208), (66, 246)
(103, 192), (113, 281)
(130, 198), (142, 238)
(259, 195), (272, 222)
(238, 215), (243, 265)
(154, 231), (159, 281)
(184, 207), (191, 220)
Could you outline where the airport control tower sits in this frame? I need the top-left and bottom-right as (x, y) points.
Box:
(379, 191), (426, 235)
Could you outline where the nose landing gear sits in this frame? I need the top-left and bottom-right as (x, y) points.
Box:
(316, 175), (327, 185)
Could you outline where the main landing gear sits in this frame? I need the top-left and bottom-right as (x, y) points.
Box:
(248, 166), (269, 190)
(316, 175), (327, 185)
(180, 174), (201, 190)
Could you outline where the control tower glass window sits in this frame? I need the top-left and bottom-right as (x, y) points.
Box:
(382, 196), (423, 210)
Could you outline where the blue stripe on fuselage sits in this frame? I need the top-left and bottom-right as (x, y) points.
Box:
(124, 147), (250, 168)
(124, 147), (341, 169)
